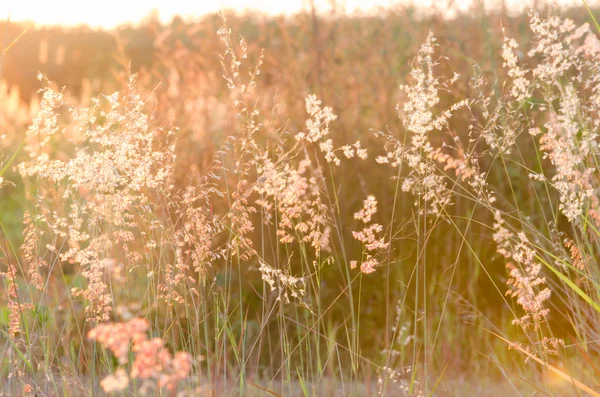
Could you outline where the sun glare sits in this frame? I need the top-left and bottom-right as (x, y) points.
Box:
(0, 0), (582, 28)
(0, 0), (391, 28)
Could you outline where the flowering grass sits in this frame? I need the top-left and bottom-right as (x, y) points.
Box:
(1, 4), (600, 396)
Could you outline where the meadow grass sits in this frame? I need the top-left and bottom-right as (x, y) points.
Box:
(1, 3), (600, 396)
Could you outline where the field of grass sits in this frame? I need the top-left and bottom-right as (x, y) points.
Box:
(2, 2), (600, 396)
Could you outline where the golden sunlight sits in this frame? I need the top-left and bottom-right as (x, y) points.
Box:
(2, 0), (600, 395)
(0, 0), (581, 28)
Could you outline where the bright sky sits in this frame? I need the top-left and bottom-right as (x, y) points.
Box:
(0, 0), (589, 29)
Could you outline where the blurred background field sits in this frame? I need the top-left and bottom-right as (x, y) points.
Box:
(1, 1), (600, 396)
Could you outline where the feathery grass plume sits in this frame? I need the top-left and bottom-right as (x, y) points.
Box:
(377, 366), (422, 397)
(503, 232), (553, 331)
(350, 195), (388, 274)
(298, 94), (341, 165)
(1, 261), (33, 340)
(1, 152), (33, 341)
(501, 32), (531, 103)
(377, 32), (466, 216)
(504, 11), (600, 224)
(216, 19), (263, 261)
(18, 75), (177, 322)
(255, 154), (331, 255)
(258, 258), (307, 305)
(471, 10), (600, 363)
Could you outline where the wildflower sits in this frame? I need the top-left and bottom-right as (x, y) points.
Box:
(89, 318), (193, 392)
(100, 369), (129, 393)
(88, 318), (150, 363)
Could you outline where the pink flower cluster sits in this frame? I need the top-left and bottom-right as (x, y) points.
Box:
(88, 318), (192, 393)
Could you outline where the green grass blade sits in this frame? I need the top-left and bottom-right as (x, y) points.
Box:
(582, 0), (600, 34)
(0, 138), (25, 178)
(536, 254), (600, 314)
(427, 363), (448, 397)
